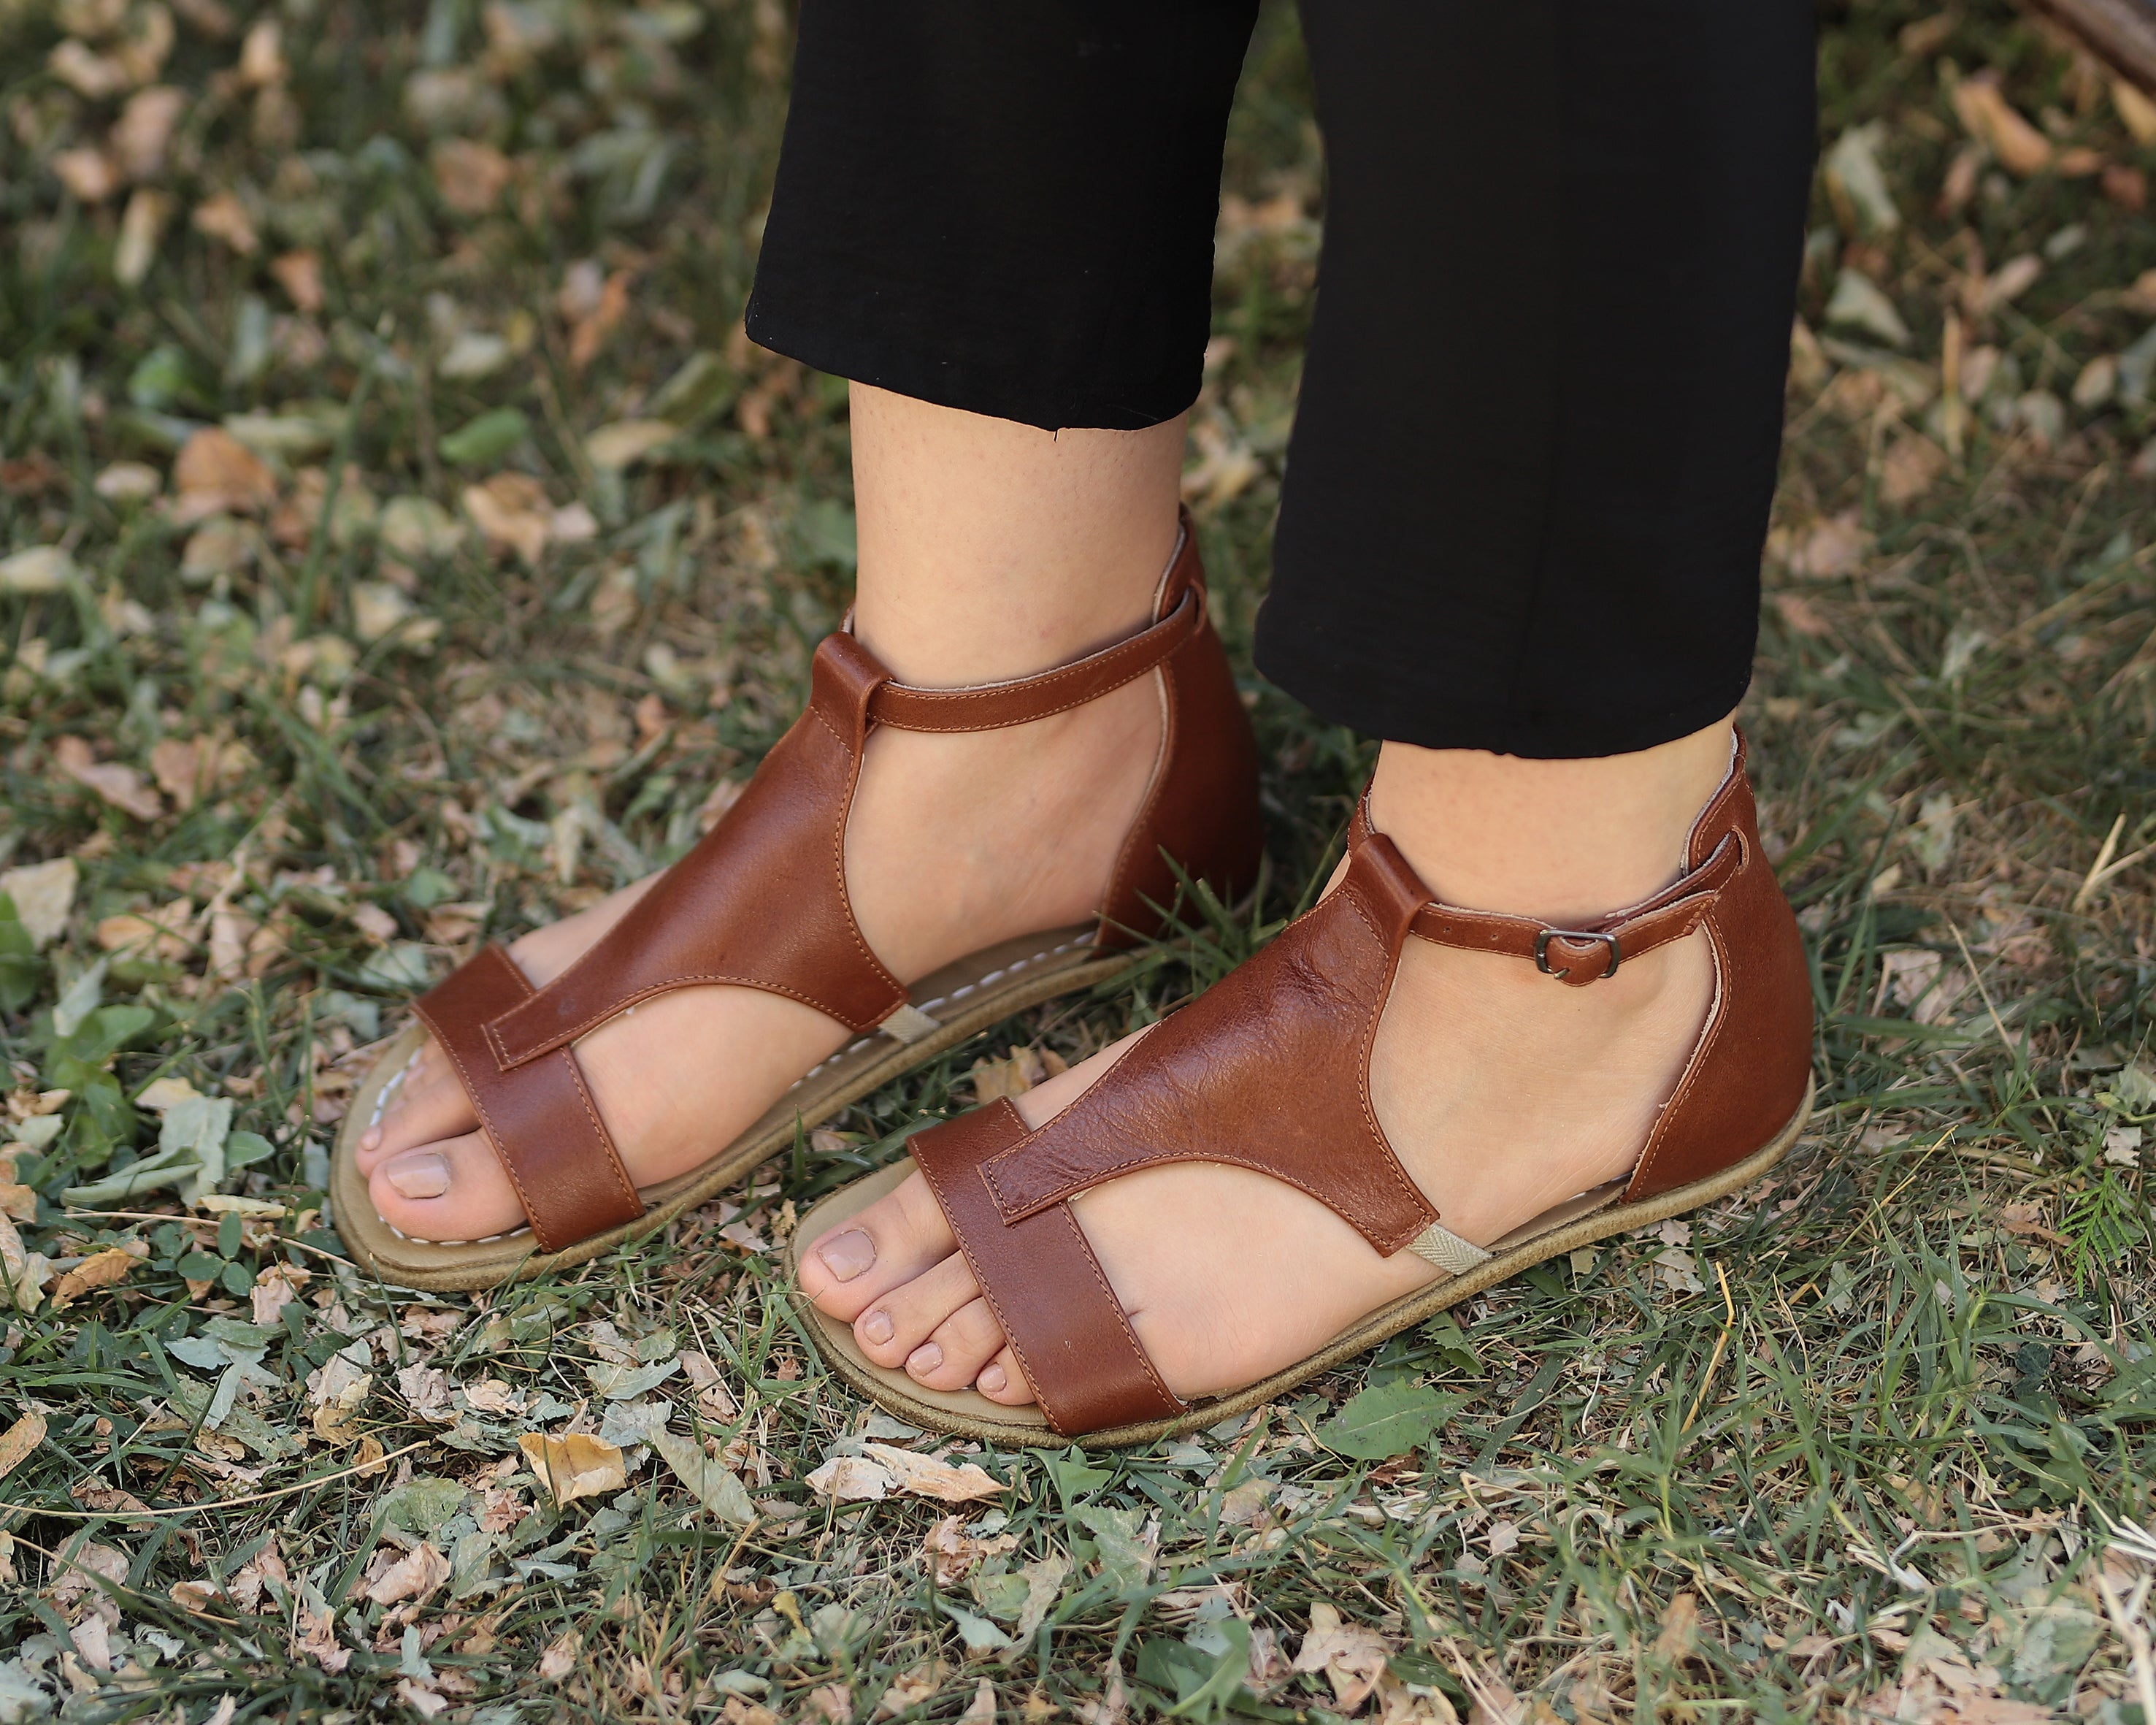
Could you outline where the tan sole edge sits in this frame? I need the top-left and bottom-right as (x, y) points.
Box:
(785, 1076), (1816, 1450)
(331, 923), (1131, 1292)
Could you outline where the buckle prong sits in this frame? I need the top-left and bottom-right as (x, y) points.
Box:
(1533, 927), (1622, 981)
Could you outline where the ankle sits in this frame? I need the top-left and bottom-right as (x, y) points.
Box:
(1368, 718), (1736, 925)
(845, 387), (1186, 686)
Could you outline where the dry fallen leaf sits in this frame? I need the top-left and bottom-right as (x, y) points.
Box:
(269, 248), (323, 312)
(462, 473), (555, 565)
(1293, 1603), (1393, 1714)
(537, 1630), (580, 1680)
(0, 1410), (47, 1483)
(363, 1540), (450, 1607)
(112, 83), (186, 178)
(50, 1246), (142, 1308)
(192, 188), (258, 253)
(174, 425), (277, 520)
(170, 1577), (220, 1613)
(55, 735), (164, 820)
(53, 145), (123, 202)
(431, 137), (513, 215)
(0, 857), (78, 948)
(1951, 74), (2052, 177)
(518, 1431), (627, 1504)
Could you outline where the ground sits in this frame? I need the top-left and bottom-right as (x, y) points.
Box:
(1, 0), (2155, 1719)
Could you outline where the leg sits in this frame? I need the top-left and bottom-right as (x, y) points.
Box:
(357, 0), (1262, 1242)
(802, 0), (1818, 1411)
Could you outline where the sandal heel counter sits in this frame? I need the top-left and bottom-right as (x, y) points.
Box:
(1097, 578), (1265, 949)
(1627, 770), (1815, 1202)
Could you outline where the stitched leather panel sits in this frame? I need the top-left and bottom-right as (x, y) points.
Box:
(1622, 738), (1814, 1201)
(982, 838), (1440, 1254)
(1097, 518), (1267, 949)
(413, 944), (642, 1253)
(484, 635), (910, 1067)
(911, 1101), (1181, 1437)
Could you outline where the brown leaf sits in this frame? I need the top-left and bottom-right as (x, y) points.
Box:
(112, 84), (185, 178)
(53, 146), (123, 202)
(462, 473), (553, 565)
(1881, 432), (1948, 505)
(50, 1246), (141, 1308)
(149, 735), (206, 809)
(174, 426), (276, 519)
(362, 1540), (450, 1607)
(192, 189), (258, 254)
(537, 1629), (581, 1680)
(0, 1411), (47, 1483)
(237, 16), (284, 85)
(872, 1443), (1007, 1503)
(431, 138), (513, 215)
(1951, 75), (2052, 177)
(269, 248), (323, 313)
(807, 1683), (854, 1725)
(228, 1539), (288, 1612)
(71, 1481), (151, 1515)
(567, 267), (634, 370)
(49, 39), (131, 99)
(1653, 1592), (1701, 1661)
(170, 1577), (220, 1613)
(923, 1514), (1023, 1586)
(518, 1431), (627, 1504)
(57, 736), (166, 821)
(0, 1185), (35, 1223)
(291, 1596), (350, 1671)
(1293, 1603), (1392, 1714)
(97, 899), (193, 958)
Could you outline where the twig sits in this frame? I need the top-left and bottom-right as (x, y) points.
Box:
(0, 1438), (428, 1521)
(2071, 812), (2128, 911)
(1683, 1261), (1738, 1432)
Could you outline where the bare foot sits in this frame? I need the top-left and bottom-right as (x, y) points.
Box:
(353, 678), (1161, 1242)
(794, 897), (1714, 1407)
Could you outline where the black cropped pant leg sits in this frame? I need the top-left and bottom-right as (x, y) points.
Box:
(745, 3), (1817, 759)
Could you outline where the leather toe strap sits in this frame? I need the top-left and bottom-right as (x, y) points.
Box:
(910, 1101), (1181, 1437)
(413, 945), (644, 1253)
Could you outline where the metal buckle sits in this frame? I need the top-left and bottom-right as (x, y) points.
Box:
(1533, 927), (1622, 981)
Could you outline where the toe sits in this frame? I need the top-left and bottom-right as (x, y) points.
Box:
(367, 1131), (526, 1242)
(904, 1297), (1008, 1393)
(974, 1347), (1035, 1407)
(798, 1172), (959, 1320)
(850, 1251), (982, 1371)
(357, 1041), (476, 1169)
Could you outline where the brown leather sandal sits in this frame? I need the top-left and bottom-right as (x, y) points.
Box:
(332, 514), (1262, 1290)
(790, 738), (1815, 1446)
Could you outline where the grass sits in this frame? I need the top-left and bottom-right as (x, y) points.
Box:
(2, 0), (2155, 1718)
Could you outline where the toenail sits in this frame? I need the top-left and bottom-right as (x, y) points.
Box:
(818, 1229), (875, 1282)
(908, 1343), (943, 1377)
(977, 1363), (1006, 1393)
(860, 1309), (893, 1346)
(385, 1153), (450, 1200)
(359, 1128), (380, 1150)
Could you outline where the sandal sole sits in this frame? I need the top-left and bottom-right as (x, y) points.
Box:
(785, 1075), (1814, 1449)
(331, 922), (1129, 1291)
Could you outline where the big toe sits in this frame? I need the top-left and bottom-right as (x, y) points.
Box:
(367, 1131), (526, 1242)
(797, 1170), (960, 1321)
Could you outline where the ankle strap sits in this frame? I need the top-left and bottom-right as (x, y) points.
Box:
(1351, 800), (1744, 987)
(865, 584), (1202, 733)
(818, 517), (1205, 735)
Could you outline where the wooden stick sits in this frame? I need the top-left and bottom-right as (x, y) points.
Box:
(2021, 0), (2156, 93)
